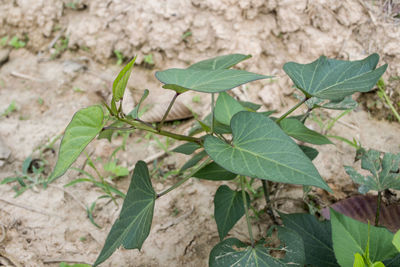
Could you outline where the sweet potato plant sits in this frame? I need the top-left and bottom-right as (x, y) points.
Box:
(48, 53), (400, 266)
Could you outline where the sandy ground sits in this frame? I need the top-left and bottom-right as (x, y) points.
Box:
(1, 1), (400, 266)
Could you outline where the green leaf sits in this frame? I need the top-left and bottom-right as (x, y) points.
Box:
(384, 254), (400, 267)
(204, 111), (330, 191)
(94, 161), (156, 266)
(127, 89), (149, 119)
(188, 54), (251, 70)
(322, 96), (358, 110)
(193, 162), (237, 181)
(172, 142), (201, 155)
(280, 213), (339, 267)
(239, 100), (262, 111)
(112, 56), (137, 102)
(283, 54), (387, 101)
(330, 209), (398, 267)
(214, 185), (249, 240)
(372, 262), (385, 267)
(393, 230), (400, 252)
(155, 68), (270, 94)
(277, 226), (306, 265)
(209, 238), (287, 267)
(49, 106), (104, 182)
(22, 156), (32, 174)
(299, 145), (319, 161)
(280, 118), (333, 145)
(214, 92), (246, 125)
(353, 253), (366, 267)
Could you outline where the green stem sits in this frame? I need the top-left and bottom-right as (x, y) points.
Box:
(261, 180), (278, 224)
(241, 176), (254, 247)
(375, 191), (382, 226)
(119, 117), (202, 145)
(379, 87), (400, 123)
(157, 92), (180, 131)
(211, 93), (215, 133)
(276, 97), (309, 124)
(157, 158), (212, 198)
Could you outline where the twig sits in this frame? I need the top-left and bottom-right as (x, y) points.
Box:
(10, 71), (45, 82)
(43, 258), (92, 265)
(0, 197), (63, 218)
(0, 223), (5, 244)
(0, 249), (23, 267)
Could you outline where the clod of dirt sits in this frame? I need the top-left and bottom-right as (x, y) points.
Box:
(0, 49), (10, 67)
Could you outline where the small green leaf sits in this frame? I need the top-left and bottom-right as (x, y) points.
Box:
(280, 118), (333, 145)
(330, 209), (398, 267)
(204, 111), (330, 191)
(213, 185), (249, 240)
(22, 156), (32, 174)
(353, 253), (366, 267)
(112, 56), (137, 102)
(172, 142), (201, 155)
(162, 84), (188, 94)
(155, 68), (270, 94)
(127, 89), (149, 119)
(49, 106), (104, 182)
(94, 161), (156, 266)
(214, 92), (246, 125)
(372, 261), (385, 267)
(299, 145), (319, 161)
(283, 54), (387, 101)
(393, 230), (400, 252)
(193, 162), (237, 181)
(209, 238), (287, 267)
(188, 54), (251, 70)
(239, 100), (262, 111)
(281, 213), (339, 267)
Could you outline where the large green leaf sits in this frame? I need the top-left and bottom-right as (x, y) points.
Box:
(214, 185), (249, 240)
(280, 213), (339, 267)
(113, 56), (137, 102)
(330, 209), (398, 267)
(49, 106), (104, 182)
(94, 161), (156, 266)
(215, 92), (246, 125)
(188, 54), (251, 70)
(280, 118), (332, 145)
(209, 238), (286, 267)
(193, 162), (237, 181)
(204, 111), (330, 191)
(155, 68), (270, 94)
(283, 54), (387, 100)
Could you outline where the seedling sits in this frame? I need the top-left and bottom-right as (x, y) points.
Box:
(48, 53), (398, 266)
(0, 100), (17, 117)
(114, 50), (124, 65)
(51, 36), (69, 59)
(8, 36), (26, 49)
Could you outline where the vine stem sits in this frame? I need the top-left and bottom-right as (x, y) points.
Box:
(261, 180), (278, 224)
(241, 176), (254, 247)
(119, 117), (202, 145)
(375, 191), (382, 226)
(275, 97), (309, 124)
(157, 92), (180, 131)
(157, 158), (212, 198)
(211, 93), (215, 133)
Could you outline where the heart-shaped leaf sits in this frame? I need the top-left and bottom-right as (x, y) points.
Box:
(193, 162), (237, 181)
(155, 68), (270, 94)
(283, 54), (387, 101)
(215, 92), (246, 125)
(204, 111), (330, 191)
(113, 56), (137, 102)
(280, 118), (332, 145)
(188, 54), (251, 70)
(94, 161), (156, 266)
(213, 185), (249, 240)
(49, 105), (104, 182)
(330, 209), (398, 267)
(280, 213), (339, 267)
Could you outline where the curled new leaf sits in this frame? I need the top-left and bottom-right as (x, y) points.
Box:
(113, 56), (137, 102)
(49, 105), (104, 182)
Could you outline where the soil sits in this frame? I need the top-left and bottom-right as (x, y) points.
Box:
(1, 1), (400, 266)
